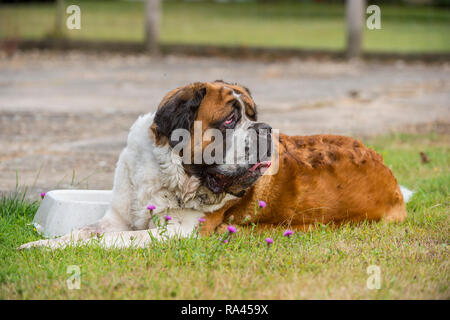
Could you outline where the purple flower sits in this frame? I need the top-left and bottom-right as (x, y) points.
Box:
(258, 200), (266, 208)
(198, 217), (206, 223)
(164, 215), (172, 221)
(223, 239), (229, 244)
(147, 204), (156, 211)
(40, 192), (46, 199)
(265, 237), (273, 245)
(227, 225), (237, 233)
(283, 230), (294, 237)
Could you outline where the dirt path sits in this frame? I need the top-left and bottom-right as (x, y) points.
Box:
(0, 51), (449, 196)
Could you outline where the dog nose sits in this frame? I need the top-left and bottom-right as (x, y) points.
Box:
(252, 122), (272, 135)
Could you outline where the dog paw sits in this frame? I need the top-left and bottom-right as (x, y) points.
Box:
(18, 239), (52, 250)
(215, 223), (229, 234)
(18, 228), (105, 250)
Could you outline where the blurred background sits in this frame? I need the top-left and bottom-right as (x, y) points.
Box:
(0, 0), (448, 195)
(1, 0), (449, 53)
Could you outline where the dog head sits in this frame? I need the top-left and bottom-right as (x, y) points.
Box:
(150, 80), (272, 197)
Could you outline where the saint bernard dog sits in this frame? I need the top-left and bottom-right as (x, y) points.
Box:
(20, 80), (407, 249)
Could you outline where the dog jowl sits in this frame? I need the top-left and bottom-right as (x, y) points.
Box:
(150, 81), (274, 196)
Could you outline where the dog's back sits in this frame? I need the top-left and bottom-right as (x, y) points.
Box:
(220, 134), (407, 230)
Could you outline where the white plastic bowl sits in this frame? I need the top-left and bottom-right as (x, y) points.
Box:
(33, 190), (112, 238)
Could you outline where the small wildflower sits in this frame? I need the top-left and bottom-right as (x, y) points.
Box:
(198, 217), (206, 223)
(258, 200), (266, 208)
(223, 239), (229, 244)
(283, 230), (294, 237)
(147, 204), (156, 211)
(265, 237), (273, 245)
(40, 192), (46, 199)
(227, 225), (237, 233)
(164, 215), (172, 221)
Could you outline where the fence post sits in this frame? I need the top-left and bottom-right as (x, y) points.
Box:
(346, 0), (366, 59)
(145, 0), (161, 54)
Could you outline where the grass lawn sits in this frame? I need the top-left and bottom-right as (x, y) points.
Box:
(0, 132), (448, 299)
(0, 0), (449, 52)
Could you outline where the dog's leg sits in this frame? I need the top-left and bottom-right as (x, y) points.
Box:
(215, 222), (319, 234)
(199, 199), (240, 236)
(19, 224), (194, 250)
(18, 206), (131, 250)
(19, 210), (203, 250)
(79, 229), (162, 249)
(22, 230), (154, 250)
(92, 217), (206, 249)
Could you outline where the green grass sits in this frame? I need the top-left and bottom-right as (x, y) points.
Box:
(0, 0), (449, 52)
(0, 133), (448, 299)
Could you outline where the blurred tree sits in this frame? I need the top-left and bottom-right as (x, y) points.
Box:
(346, 0), (365, 59)
(145, 0), (161, 54)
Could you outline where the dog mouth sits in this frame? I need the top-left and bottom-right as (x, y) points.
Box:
(205, 161), (271, 194)
(248, 161), (272, 174)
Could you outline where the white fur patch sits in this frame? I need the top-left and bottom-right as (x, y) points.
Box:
(400, 185), (414, 203)
(19, 112), (235, 250)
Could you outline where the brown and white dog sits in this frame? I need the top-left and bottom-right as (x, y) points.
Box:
(20, 81), (407, 249)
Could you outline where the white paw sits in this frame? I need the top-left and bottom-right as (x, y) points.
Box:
(18, 239), (53, 250)
(18, 230), (97, 250)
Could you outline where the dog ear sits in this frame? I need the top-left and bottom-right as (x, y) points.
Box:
(151, 86), (207, 147)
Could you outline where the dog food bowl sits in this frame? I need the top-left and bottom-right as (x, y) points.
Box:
(33, 190), (112, 238)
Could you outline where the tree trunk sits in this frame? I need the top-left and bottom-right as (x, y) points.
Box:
(145, 0), (161, 55)
(346, 0), (366, 59)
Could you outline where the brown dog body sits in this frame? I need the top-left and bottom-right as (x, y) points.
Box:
(20, 81), (406, 249)
(19, 80), (408, 250)
(201, 133), (407, 234)
(150, 80), (407, 234)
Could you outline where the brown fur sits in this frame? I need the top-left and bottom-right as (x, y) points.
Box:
(150, 81), (407, 234)
(200, 133), (407, 235)
(151, 81), (256, 156)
